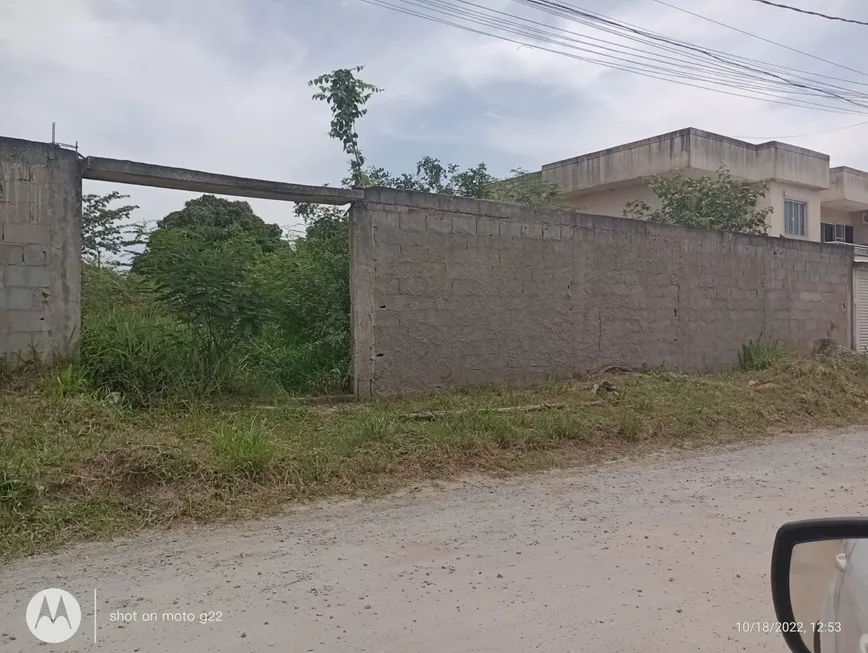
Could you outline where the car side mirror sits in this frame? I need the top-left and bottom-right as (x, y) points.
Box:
(771, 518), (868, 653)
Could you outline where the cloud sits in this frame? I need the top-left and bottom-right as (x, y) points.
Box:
(0, 0), (348, 229)
(356, 0), (868, 170)
(3, 0), (868, 231)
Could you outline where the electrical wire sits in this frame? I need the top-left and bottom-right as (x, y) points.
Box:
(512, 0), (867, 108)
(751, 0), (868, 27)
(648, 0), (868, 81)
(435, 0), (865, 97)
(366, 0), (864, 115)
(727, 118), (868, 140)
(359, 0), (868, 116)
(369, 0), (868, 108)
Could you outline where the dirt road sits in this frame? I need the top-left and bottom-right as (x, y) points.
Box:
(3, 428), (868, 652)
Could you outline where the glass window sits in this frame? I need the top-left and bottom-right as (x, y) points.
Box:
(784, 200), (806, 236)
(821, 222), (854, 244)
(821, 222), (834, 242)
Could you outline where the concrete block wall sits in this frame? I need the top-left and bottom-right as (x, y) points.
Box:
(0, 137), (82, 364)
(351, 188), (851, 396)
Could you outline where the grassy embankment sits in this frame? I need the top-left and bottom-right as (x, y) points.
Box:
(2, 341), (867, 559)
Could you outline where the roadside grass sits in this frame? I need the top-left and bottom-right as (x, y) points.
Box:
(3, 350), (868, 559)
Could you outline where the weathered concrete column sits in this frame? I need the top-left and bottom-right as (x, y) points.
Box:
(0, 137), (82, 365)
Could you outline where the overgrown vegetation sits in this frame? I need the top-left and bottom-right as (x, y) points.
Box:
(81, 191), (139, 268)
(739, 334), (788, 371)
(65, 66), (564, 404)
(623, 164), (773, 235)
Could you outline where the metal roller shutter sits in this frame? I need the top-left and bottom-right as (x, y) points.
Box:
(854, 266), (868, 352)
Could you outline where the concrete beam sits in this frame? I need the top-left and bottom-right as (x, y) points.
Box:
(82, 156), (363, 205)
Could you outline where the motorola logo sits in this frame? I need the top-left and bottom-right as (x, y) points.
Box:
(26, 588), (82, 644)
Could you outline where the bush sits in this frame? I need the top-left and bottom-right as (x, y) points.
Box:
(246, 326), (350, 395)
(79, 309), (194, 405)
(77, 206), (354, 403)
(739, 335), (788, 371)
(81, 263), (156, 315)
(141, 229), (269, 354)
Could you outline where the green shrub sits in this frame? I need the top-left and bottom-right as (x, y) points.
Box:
(81, 263), (156, 315)
(78, 203), (353, 402)
(246, 327), (350, 395)
(141, 229), (269, 354)
(739, 335), (788, 371)
(79, 309), (193, 406)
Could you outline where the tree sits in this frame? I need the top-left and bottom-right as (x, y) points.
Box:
(361, 158), (563, 206)
(484, 168), (564, 206)
(132, 195), (283, 274)
(255, 206), (350, 346)
(81, 191), (139, 267)
(623, 165), (772, 235)
(359, 156), (492, 195)
(142, 228), (268, 355)
(310, 66), (563, 206)
(309, 66), (383, 188)
(157, 194), (283, 250)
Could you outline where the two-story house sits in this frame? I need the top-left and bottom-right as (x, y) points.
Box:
(537, 127), (868, 245)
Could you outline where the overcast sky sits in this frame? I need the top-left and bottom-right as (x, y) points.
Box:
(2, 0), (868, 233)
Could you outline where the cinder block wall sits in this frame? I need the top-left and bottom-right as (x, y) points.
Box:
(351, 188), (852, 396)
(0, 137), (82, 364)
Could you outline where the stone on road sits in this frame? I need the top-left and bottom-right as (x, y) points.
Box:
(2, 428), (867, 652)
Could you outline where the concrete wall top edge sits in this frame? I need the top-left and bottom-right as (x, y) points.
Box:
(832, 166), (868, 179)
(755, 140), (830, 161)
(0, 137), (362, 205)
(541, 128), (695, 171)
(0, 136), (81, 164)
(540, 127), (830, 172)
(362, 187), (854, 258)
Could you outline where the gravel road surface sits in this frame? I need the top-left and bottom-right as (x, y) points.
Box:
(3, 428), (868, 652)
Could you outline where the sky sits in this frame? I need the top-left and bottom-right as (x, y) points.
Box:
(2, 0), (868, 234)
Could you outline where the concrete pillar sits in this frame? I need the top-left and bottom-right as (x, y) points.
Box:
(0, 137), (82, 366)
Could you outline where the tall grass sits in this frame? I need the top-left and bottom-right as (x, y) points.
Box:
(738, 334), (788, 371)
(74, 263), (351, 405)
(213, 421), (277, 482)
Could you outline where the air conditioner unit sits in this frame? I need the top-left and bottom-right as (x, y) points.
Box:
(861, 210), (868, 225)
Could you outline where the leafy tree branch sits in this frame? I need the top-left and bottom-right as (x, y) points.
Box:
(623, 165), (772, 235)
(82, 191), (139, 267)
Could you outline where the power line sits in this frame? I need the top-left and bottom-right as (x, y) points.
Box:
(648, 0), (868, 80)
(423, 0), (847, 97)
(514, 0), (868, 109)
(360, 0), (868, 115)
(751, 0), (868, 27)
(728, 118), (868, 140)
(424, 0), (868, 108)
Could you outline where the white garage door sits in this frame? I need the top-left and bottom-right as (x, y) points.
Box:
(855, 266), (868, 352)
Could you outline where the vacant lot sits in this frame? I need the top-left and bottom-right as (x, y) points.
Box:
(3, 350), (868, 559)
(2, 426), (867, 652)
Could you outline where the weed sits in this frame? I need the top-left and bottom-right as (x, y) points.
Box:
(739, 334), (788, 371)
(213, 421), (276, 482)
(41, 366), (91, 398)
